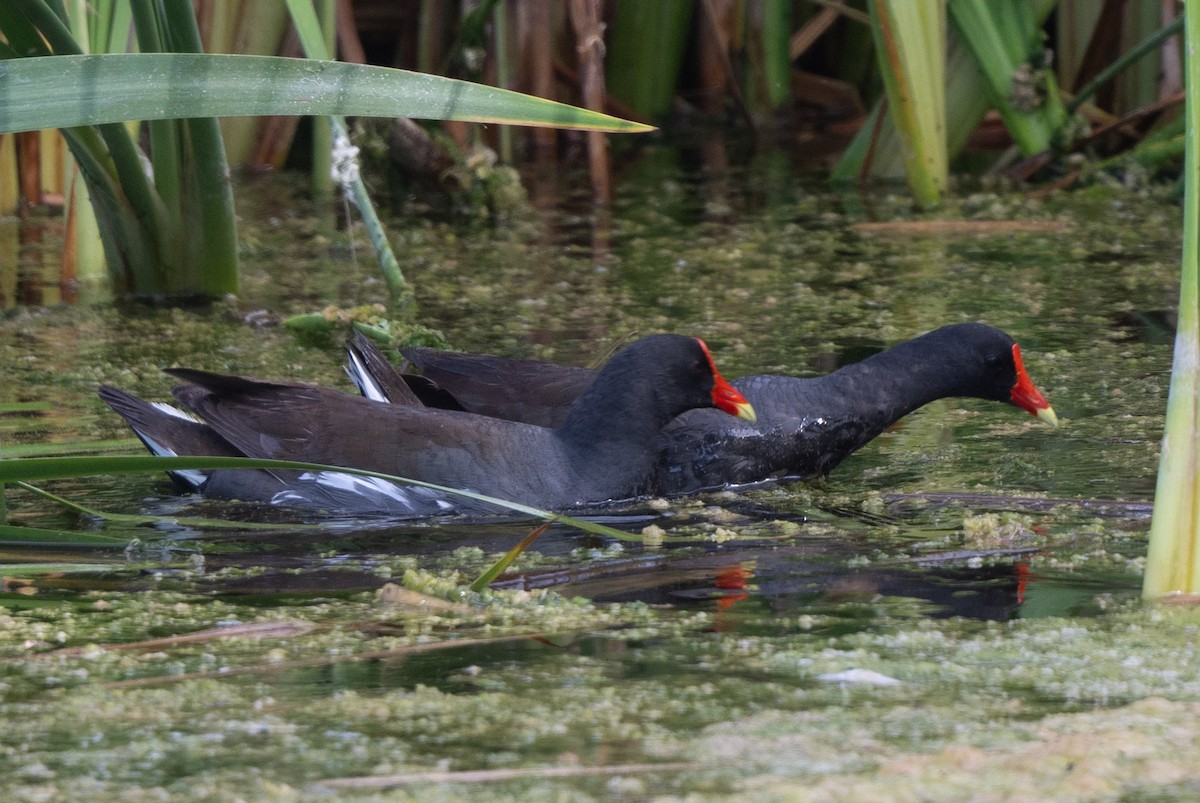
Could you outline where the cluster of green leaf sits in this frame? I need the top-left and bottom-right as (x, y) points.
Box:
(0, 0), (648, 300)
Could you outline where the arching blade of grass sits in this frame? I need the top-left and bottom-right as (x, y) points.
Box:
(13, 481), (320, 532)
(0, 562), (138, 574)
(0, 524), (131, 547)
(1067, 16), (1185, 116)
(0, 54), (656, 135)
(0, 455), (661, 543)
(1144, 6), (1200, 599)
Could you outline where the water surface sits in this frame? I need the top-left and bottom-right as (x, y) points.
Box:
(0, 150), (1191, 798)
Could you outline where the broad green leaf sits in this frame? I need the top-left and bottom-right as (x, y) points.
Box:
(0, 53), (655, 134)
(868, 0), (947, 205)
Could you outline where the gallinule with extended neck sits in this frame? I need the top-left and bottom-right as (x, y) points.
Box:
(99, 334), (755, 515)
(348, 323), (1056, 494)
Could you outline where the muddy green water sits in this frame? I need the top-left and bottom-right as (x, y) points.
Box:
(1, 148), (1196, 800)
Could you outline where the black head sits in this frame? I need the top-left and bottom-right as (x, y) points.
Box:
(601, 334), (754, 420)
(559, 334), (755, 443)
(918, 323), (1056, 422)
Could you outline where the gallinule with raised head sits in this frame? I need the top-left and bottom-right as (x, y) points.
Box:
(99, 334), (756, 515)
(348, 323), (1056, 494)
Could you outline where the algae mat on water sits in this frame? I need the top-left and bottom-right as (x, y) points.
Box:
(2, 577), (1200, 798)
(0, 167), (1194, 798)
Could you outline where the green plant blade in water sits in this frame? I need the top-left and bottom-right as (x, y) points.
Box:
(13, 481), (318, 533)
(0, 53), (655, 134)
(470, 522), (552, 592)
(0, 562), (135, 574)
(1145, 5), (1200, 598)
(0, 455), (657, 543)
(0, 524), (130, 547)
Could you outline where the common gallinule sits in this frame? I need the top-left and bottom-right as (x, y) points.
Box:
(99, 334), (755, 515)
(347, 323), (1056, 494)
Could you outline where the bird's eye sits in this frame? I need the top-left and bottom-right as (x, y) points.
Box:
(984, 352), (1006, 372)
